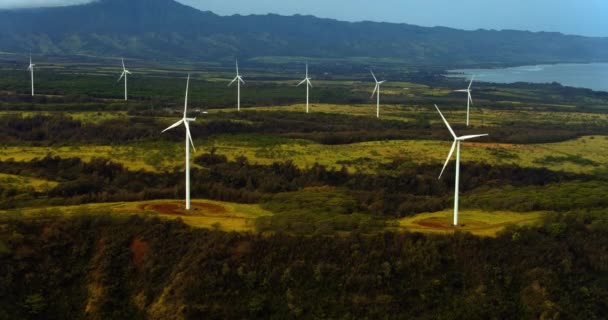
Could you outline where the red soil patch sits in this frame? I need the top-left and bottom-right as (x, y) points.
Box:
(141, 202), (228, 217)
(417, 220), (452, 230)
(130, 238), (148, 271)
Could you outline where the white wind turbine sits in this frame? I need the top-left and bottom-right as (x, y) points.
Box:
(454, 76), (475, 126)
(27, 55), (35, 96)
(435, 104), (488, 226)
(117, 58), (131, 101)
(370, 69), (386, 118)
(162, 74), (204, 210)
(297, 63), (313, 113)
(228, 60), (245, 112)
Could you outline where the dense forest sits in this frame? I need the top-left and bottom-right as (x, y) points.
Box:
(1, 213), (607, 319)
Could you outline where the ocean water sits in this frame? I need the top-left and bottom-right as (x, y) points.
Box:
(447, 63), (608, 92)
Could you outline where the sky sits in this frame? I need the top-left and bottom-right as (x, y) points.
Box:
(0, 0), (606, 37)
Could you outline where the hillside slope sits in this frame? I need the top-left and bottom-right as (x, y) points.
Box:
(0, 0), (607, 66)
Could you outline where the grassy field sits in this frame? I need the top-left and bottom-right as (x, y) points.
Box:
(397, 209), (546, 237)
(0, 199), (272, 232)
(204, 134), (608, 174)
(1, 134), (606, 174)
(0, 173), (58, 192)
(0, 199), (544, 236)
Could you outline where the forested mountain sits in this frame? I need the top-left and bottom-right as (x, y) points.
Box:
(0, 0), (607, 66)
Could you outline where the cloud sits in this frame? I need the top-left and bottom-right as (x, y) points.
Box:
(0, 0), (95, 9)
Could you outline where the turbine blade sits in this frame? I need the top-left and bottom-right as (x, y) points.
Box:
(228, 76), (238, 87)
(122, 58), (125, 70)
(184, 121), (196, 152)
(370, 69), (378, 83)
(435, 105), (457, 139)
(454, 89), (468, 92)
(371, 84), (378, 99)
(459, 134), (489, 141)
(236, 59), (239, 75)
(162, 119), (184, 133)
(468, 76), (475, 89)
(468, 93), (474, 105)
(379, 80), (387, 84)
(239, 77), (245, 84)
(184, 74), (190, 118)
(439, 141), (457, 179)
(307, 79), (313, 88)
(118, 72), (125, 82)
(297, 78), (307, 87)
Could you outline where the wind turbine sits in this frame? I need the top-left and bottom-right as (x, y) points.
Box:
(370, 69), (386, 118)
(162, 74), (203, 210)
(117, 58), (131, 101)
(297, 63), (313, 113)
(27, 55), (35, 96)
(228, 60), (245, 112)
(454, 76), (475, 126)
(435, 104), (488, 226)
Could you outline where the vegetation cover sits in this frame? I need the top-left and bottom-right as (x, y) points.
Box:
(1, 0), (608, 66)
(1, 213), (607, 319)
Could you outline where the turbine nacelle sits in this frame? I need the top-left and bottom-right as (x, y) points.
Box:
(297, 77), (312, 88)
(435, 104), (488, 179)
(162, 75), (200, 152)
(370, 70), (386, 98)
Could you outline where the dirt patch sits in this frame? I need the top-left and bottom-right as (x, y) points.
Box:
(142, 202), (228, 217)
(130, 237), (148, 271)
(417, 219), (453, 230)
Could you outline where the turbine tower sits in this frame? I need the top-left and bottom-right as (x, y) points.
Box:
(454, 76), (475, 126)
(228, 60), (245, 112)
(27, 55), (35, 96)
(297, 63), (313, 113)
(117, 58), (131, 101)
(162, 75), (202, 210)
(435, 104), (488, 226)
(370, 70), (386, 118)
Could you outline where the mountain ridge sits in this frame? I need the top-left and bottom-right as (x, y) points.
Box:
(0, 0), (607, 67)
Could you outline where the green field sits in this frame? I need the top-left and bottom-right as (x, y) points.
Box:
(0, 62), (607, 238)
(397, 210), (546, 237)
(1, 199), (272, 232)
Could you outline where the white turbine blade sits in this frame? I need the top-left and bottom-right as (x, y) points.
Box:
(125, 70), (131, 75)
(228, 76), (238, 87)
(439, 141), (457, 179)
(459, 134), (489, 141)
(306, 63), (308, 78)
(122, 58), (126, 70)
(239, 76), (245, 84)
(379, 80), (387, 84)
(184, 121), (196, 152)
(371, 84), (378, 98)
(183, 74), (190, 118)
(468, 76), (475, 90)
(297, 78), (307, 87)
(454, 89), (468, 92)
(117, 72), (125, 82)
(370, 70), (378, 83)
(162, 119), (184, 133)
(468, 93), (474, 105)
(236, 59), (239, 75)
(307, 79), (313, 88)
(435, 105), (457, 139)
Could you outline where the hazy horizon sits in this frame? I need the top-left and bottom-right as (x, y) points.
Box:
(0, 0), (606, 38)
